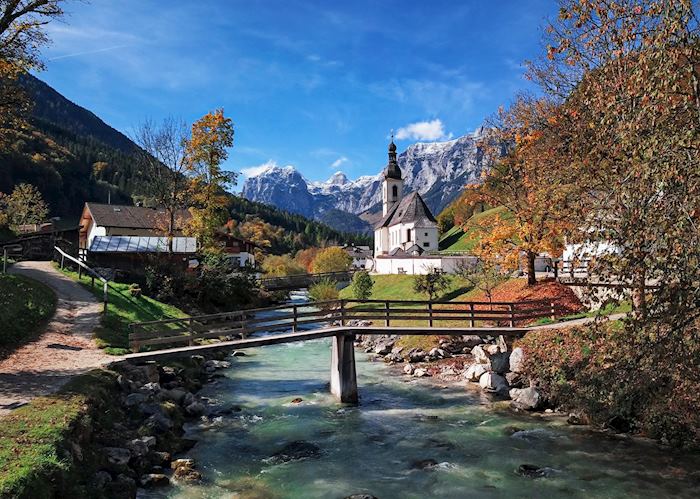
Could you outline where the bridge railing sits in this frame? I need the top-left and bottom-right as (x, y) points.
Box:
(128, 298), (558, 353)
(258, 270), (355, 291)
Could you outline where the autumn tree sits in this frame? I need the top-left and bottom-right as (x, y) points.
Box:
(238, 216), (283, 261)
(261, 254), (306, 277)
(0, 1), (65, 130)
(2, 182), (48, 227)
(295, 247), (320, 272)
(133, 117), (191, 251)
(311, 247), (352, 274)
(464, 94), (575, 285)
(528, 0), (700, 319)
(185, 109), (236, 249)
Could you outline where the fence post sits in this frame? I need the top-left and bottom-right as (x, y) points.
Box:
(293, 304), (298, 332)
(61, 253), (65, 269)
(384, 300), (390, 327)
(103, 281), (108, 314)
(340, 299), (345, 327)
(428, 301), (433, 328)
(509, 303), (515, 327)
(550, 302), (556, 321)
(188, 317), (194, 346)
(130, 325), (139, 353)
(78, 264), (82, 279)
(469, 303), (475, 328)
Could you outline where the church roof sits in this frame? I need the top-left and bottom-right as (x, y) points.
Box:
(375, 191), (438, 229)
(384, 139), (402, 180)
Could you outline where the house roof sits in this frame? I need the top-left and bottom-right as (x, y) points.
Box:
(90, 235), (197, 253)
(375, 192), (438, 229)
(84, 203), (191, 230)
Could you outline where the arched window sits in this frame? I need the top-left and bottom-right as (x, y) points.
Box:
(392, 185), (398, 199)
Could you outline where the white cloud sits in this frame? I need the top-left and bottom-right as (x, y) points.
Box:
(330, 156), (349, 169)
(241, 160), (277, 178)
(395, 119), (452, 141)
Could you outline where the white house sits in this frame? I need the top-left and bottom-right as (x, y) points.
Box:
(342, 244), (372, 269)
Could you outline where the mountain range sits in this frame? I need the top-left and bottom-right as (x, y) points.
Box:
(241, 130), (488, 233)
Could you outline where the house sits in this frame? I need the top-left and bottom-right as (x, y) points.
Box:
(78, 203), (256, 271)
(214, 232), (257, 267)
(342, 244), (372, 269)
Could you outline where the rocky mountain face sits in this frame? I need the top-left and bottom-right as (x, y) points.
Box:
(241, 129), (488, 233)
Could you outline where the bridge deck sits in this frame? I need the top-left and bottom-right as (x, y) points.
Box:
(121, 326), (530, 363)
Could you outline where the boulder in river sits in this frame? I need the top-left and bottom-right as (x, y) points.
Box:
(509, 347), (526, 373)
(478, 372), (509, 396)
(267, 441), (322, 464)
(463, 363), (487, 382)
(517, 464), (558, 478)
(411, 458), (439, 470)
(344, 495), (379, 499)
(509, 387), (542, 410)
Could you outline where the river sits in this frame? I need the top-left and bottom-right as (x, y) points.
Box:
(142, 292), (700, 499)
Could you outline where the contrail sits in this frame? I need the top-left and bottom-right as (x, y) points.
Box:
(48, 44), (129, 61)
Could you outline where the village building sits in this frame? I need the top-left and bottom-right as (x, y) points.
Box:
(78, 202), (255, 272)
(342, 244), (372, 269)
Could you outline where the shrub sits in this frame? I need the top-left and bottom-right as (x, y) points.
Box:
(261, 254), (306, 277)
(413, 268), (451, 301)
(351, 270), (373, 300)
(519, 318), (700, 448)
(308, 278), (339, 304)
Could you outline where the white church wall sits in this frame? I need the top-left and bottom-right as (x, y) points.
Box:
(373, 256), (473, 275)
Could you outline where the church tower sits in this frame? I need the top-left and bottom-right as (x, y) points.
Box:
(382, 137), (403, 216)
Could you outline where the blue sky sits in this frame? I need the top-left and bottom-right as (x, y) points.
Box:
(40, 0), (557, 186)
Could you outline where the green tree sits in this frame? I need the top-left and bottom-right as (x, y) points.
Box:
(308, 278), (339, 305)
(311, 247), (352, 274)
(3, 183), (48, 227)
(351, 270), (373, 300)
(413, 268), (451, 301)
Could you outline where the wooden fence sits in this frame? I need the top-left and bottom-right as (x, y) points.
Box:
(53, 246), (109, 313)
(128, 298), (558, 352)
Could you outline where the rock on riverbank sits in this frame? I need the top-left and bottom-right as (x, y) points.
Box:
(355, 334), (547, 412)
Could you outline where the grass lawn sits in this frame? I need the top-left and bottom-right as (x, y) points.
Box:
(0, 274), (56, 353)
(58, 266), (187, 355)
(439, 206), (511, 253)
(0, 370), (118, 498)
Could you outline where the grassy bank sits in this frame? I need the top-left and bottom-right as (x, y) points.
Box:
(438, 206), (511, 252)
(0, 274), (56, 352)
(58, 267), (187, 355)
(339, 274), (477, 303)
(0, 370), (120, 499)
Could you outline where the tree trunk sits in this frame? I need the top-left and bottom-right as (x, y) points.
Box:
(631, 266), (647, 320)
(526, 251), (536, 286)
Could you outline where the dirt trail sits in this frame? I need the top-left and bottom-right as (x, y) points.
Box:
(0, 261), (111, 416)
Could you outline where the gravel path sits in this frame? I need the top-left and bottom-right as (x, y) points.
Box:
(0, 261), (111, 415)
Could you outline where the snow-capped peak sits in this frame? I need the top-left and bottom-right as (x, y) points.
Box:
(327, 171), (349, 185)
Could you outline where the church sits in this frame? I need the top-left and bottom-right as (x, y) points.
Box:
(372, 139), (451, 274)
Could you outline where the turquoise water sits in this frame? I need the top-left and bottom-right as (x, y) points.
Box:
(143, 298), (700, 499)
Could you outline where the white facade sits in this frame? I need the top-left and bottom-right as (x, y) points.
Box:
(382, 177), (403, 216)
(373, 255), (475, 275)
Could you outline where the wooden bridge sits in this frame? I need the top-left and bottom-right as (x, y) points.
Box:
(125, 298), (558, 403)
(258, 270), (356, 291)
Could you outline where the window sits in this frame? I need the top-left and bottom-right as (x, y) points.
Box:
(424, 232), (428, 236)
(423, 242), (429, 247)
(406, 229), (411, 241)
(392, 185), (398, 198)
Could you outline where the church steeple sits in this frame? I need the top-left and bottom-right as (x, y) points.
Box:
(385, 133), (402, 180)
(382, 134), (403, 216)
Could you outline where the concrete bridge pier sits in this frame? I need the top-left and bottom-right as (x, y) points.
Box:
(330, 332), (358, 404)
